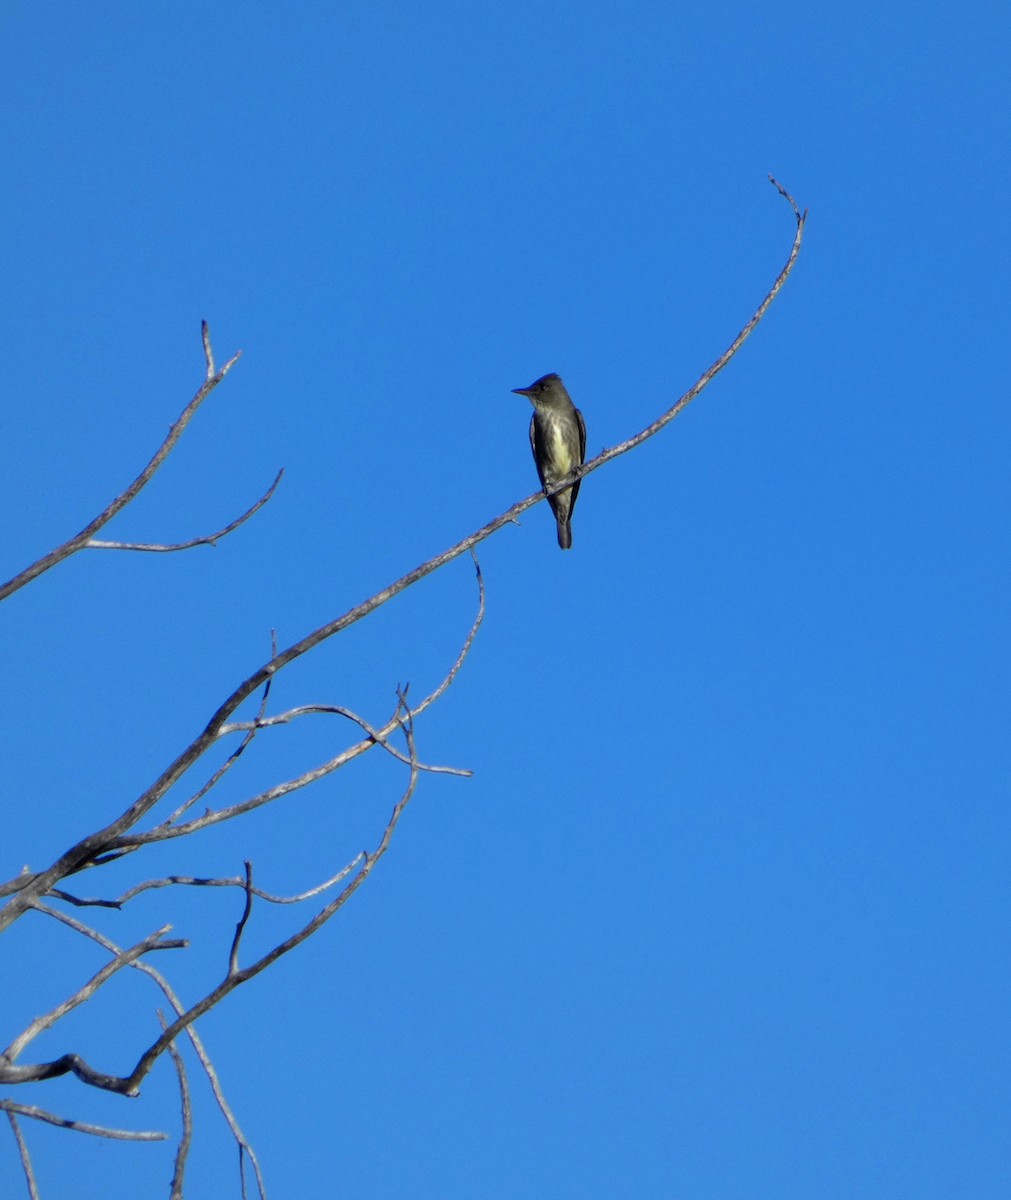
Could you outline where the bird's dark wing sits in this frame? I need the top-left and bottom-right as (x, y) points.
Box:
(529, 413), (548, 490)
(569, 407), (588, 511)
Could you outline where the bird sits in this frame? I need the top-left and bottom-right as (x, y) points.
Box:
(512, 373), (587, 550)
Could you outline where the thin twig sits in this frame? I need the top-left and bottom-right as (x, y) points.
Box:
(1, 927), (185, 1065)
(535, 176), (807, 504)
(202, 319), (215, 378)
(229, 863), (255, 976)
(176, 1027), (268, 1200)
(163, 642), (276, 827)
(122, 555), (483, 848)
(50, 855), (365, 909)
(1, 1100), (166, 1141)
(412, 550), (485, 719)
(218, 703), (472, 776)
(5, 1110), (39, 1200)
(160, 1011), (192, 1200)
(113, 716), (420, 848)
(110, 564), (482, 850)
(219, 549), (485, 767)
(0, 323), (242, 604)
(768, 174), (804, 222)
(86, 468), (284, 553)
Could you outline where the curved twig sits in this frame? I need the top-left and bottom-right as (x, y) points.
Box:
(86, 468), (284, 553)
(49, 855), (365, 909)
(218, 703), (472, 776)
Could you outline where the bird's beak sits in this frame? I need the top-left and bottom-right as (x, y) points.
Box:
(512, 386), (533, 397)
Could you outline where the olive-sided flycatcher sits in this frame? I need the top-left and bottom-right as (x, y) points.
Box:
(513, 373), (587, 550)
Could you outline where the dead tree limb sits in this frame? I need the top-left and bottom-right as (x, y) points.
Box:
(0, 182), (804, 933)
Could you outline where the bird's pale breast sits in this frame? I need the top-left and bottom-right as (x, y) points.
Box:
(543, 413), (576, 479)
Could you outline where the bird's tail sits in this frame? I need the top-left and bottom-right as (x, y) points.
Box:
(556, 519), (573, 550)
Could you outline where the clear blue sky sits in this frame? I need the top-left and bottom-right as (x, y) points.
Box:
(2, 3), (1009, 1197)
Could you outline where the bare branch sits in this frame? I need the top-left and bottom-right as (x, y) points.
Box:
(218, 703), (472, 776)
(768, 174), (804, 223)
(229, 864), (255, 976)
(163, 644), (276, 827)
(29, 904), (267, 1194)
(119, 748), (380, 847)
(50, 855), (364, 909)
(201, 318), (215, 379)
(4, 1110), (39, 1200)
(1, 707), (422, 1097)
(117, 703), (422, 1097)
(111, 562), (482, 851)
(86, 468), (284, 553)
(0, 186), (802, 1195)
(537, 177), (807, 502)
(1, 927), (186, 1066)
(214, 548), (484, 767)
(0, 1053), (135, 1092)
(160, 1011), (192, 1200)
(0, 1101), (166, 1142)
(411, 549), (485, 721)
(187, 1035), (268, 1200)
(0, 185), (802, 933)
(116, 556), (482, 849)
(0, 322), (242, 604)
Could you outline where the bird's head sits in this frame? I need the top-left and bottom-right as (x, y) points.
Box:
(512, 373), (565, 406)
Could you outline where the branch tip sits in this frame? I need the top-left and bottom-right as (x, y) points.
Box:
(768, 175), (803, 225)
(201, 320), (215, 379)
(219, 349), (243, 377)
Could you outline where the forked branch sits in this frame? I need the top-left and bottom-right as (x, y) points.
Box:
(0, 322), (265, 602)
(0, 706), (422, 1098)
